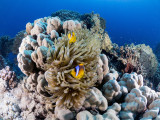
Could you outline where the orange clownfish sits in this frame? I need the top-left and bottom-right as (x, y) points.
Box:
(68, 32), (76, 44)
(71, 64), (85, 79)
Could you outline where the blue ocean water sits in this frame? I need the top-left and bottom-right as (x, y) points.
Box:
(0, 0), (160, 48)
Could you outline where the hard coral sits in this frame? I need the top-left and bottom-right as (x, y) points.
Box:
(76, 103), (121, 120)
(122, 88), (147, 113)
(0, 66), (18, 89)
(97, 54), (109, 84)
(83, 87), (108, 111)
(141, 99), (160, 120)
(63, 20), (81, 31)
(45, 28), (101, 109)
(103, 68), (119, 83)
(140, 86), (158, 106)
(119, 72), (143, 91)
(103, 79), (121, 102)
(54, 106), (74, 120)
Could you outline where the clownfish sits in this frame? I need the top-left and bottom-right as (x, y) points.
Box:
(71, 63), (85, 79)
(68, 32), (76, 44)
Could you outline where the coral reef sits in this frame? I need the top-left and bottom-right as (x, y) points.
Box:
(17, 11), (105, 110)
(0, 81), (54, 119)
(1, 64), (160, 119)
(1, 10), (160, 120)
(106, 44), (158, 79)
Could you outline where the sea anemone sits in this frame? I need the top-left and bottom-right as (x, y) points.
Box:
(44, 28), (101, 109)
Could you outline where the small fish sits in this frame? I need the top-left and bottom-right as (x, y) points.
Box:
(71, 63), (85, 79)
(68, 32), (76, 44)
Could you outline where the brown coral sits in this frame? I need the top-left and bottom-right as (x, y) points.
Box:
(44, 28), (101, 109)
